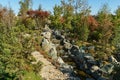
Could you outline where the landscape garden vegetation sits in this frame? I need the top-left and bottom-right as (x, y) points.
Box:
(0, 0), (120, 80)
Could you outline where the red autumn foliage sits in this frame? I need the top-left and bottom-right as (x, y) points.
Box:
(87, 16), (98, 31)
(27, 10), (50, 19)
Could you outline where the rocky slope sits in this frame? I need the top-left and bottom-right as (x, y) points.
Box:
(32, 25), (120, 80)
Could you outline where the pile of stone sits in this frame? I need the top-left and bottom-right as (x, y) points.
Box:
(40, 26), (81, 80)
(40, 26), (120, 80)
(50, 28), (117, 80)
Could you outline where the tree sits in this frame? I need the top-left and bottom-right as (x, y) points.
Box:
(27, 10), (50, 29)
(112, 6), (120, 45)
(72, 0), (91, 41)
(97, 4), (113, 44)
(87, 16), (98, 31)
(61, 0), (74, 30)
(50, 5), (63, 29)
(19, 0), (32, 17)
(38, 4), (42, 11)
(18, 0), (34, 28)
(0, 6), (15, 33)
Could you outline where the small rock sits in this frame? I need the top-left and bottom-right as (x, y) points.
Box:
(90, 65), (99, 72)
(23, 33), (31, 38)
(64, 42), (72, 50)
(100, 63), (114, 74)
(109, 55), (118, 63)
(41, 31), (51, 39)
(57, 57), (65, 64)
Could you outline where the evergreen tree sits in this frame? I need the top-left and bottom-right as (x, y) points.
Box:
(112, 6), (120, 45)
(50, 5), (63, 29)
(97, 4), (113, 44)
(19, 0), (32, 18)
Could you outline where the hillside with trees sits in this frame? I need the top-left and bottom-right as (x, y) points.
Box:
(0, 0), (120, 80)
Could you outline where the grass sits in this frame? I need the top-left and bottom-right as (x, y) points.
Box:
(23, 71), (42, 80)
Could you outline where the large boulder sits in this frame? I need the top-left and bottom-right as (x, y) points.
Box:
(48, 43), (57, 60)
(41, 38), (51, 52)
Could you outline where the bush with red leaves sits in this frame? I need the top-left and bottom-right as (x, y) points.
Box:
(27, 10), (49, 19)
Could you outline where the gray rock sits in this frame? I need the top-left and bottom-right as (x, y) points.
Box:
(61, 64), (73, 69)
(79, 48), (85, 53)
(97, 60), (104, 67)
(54, 30), (61, 36)
(84, 54), (96, 65)
(60, 63), (74, 77)
(70, 45), (80, 55)
(41, 38), (50, 52)
(97, 77), (106, 80)
(100, 63), (114, 74)
(70, 45), (85, 63)
(53, 30), (64, 40)
(84, 55), (94, 60)
(87, 46), (95, 50)
(59, 50), (65, 54)
(41, 31), (51, 39)
(68, 77), (81, 80)
(64, 42), (72, 50)
(43, 24), (51, 32)
(49, 44), (57, 60)
(86, 78), (95, 80)
(109, 56), (118, 63)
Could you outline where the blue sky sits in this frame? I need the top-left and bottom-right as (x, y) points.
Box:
(0, 0), (120, 15)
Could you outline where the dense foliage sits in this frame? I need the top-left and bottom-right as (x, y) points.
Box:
(0, 1), (42, 80)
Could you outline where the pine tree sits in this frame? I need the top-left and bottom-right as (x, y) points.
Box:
(97, 4), (113, 44)
(112, 6), (120, 45)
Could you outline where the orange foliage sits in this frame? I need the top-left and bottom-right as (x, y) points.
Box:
(87, 16), (98, 31)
